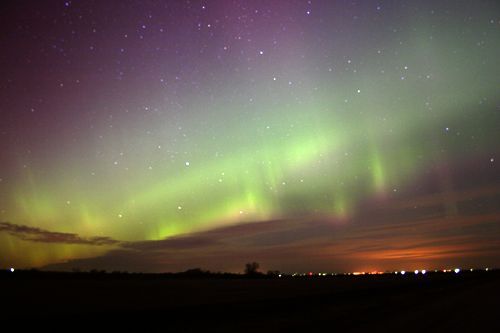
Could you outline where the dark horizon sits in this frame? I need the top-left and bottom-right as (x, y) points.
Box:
(3, 267), (500, 331)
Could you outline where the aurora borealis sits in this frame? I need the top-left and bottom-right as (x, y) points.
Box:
(0, 0), (499, 273)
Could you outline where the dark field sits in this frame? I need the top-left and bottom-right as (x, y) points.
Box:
(3, 270), (499, 331)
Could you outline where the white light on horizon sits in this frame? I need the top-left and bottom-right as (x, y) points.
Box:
(401, 270), (406, 275)
(10, 268), (14, 273)
(414, 270), (419, 275)
(422, 270), (426, 275)
(454, 268), (460, 274)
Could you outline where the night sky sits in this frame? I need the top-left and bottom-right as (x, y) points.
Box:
(0, 0), (499, 273)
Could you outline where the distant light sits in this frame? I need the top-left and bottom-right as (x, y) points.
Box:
(394, 271), (398, 274)
(414, 270), (419, 275)
(10, 268), (14, 273)
(278, 274), (282, 278)
(400, 270), (406, 275)
(421, 270), (426, 275)
(177, 206), (182, 210)
(185, 161), (190, 166)
(454, 268), (460, 274)
(486, 268), (489, 271)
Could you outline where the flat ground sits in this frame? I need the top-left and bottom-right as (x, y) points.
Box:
(2, 270), (499, 331)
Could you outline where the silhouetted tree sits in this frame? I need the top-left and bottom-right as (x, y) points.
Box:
(244, 262), (260, 275)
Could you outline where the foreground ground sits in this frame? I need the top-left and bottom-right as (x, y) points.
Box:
(2, 270), (499, 331)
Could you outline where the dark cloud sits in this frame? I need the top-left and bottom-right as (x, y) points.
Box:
(42, 210), (500, 273)
(0, 222), (120, 246)
(122, 235), (219, 251)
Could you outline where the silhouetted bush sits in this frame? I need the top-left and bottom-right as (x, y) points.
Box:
(267, 270), (280, 277)
(179, 268), (211, 276)
(90, 269), (106, 274)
